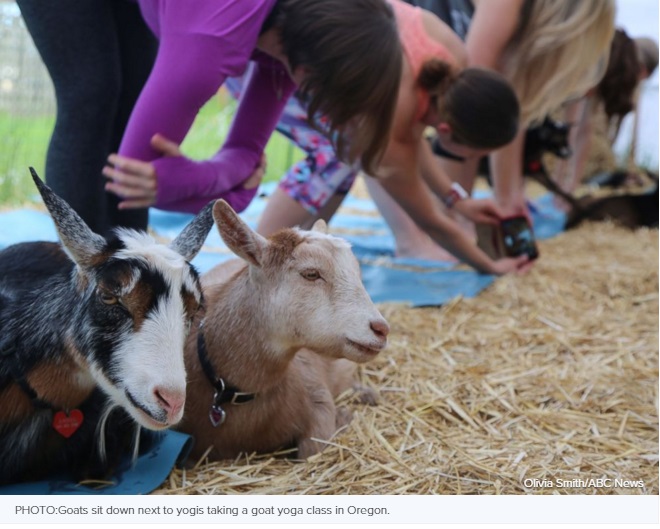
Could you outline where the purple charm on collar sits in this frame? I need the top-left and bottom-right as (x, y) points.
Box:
(209, 405), (226, 427)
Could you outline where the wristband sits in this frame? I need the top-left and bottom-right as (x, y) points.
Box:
(442, 182), (469, 209)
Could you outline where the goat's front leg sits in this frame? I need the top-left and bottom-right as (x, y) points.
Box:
(297, 387), (338, 459)
(353, 384), (379, 406)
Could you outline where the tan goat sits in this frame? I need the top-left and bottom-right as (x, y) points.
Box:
(178, 200), (389, 461)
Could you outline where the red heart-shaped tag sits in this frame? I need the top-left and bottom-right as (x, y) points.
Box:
(52, 409), (84, 438)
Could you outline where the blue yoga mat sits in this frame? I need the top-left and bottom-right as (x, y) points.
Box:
(0, 430), (192, 495)
(0, 185), (566, 308)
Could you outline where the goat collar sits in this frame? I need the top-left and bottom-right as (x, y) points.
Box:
(197, 321), (256, 427)
(1, 341), (52, 411)
(12, 372), (52, 411)
(2, 346), (85, 438)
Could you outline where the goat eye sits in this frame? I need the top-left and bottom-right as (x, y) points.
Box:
(300, 269), (321, 281)
(100, 293), (119, 305)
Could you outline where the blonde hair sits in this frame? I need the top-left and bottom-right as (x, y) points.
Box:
(500, 0), (615, 125)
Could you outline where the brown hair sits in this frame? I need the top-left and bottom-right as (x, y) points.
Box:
(275, 0), (402, 174)
(419, 60), (520, 149)
(597, 29), (641, 121)
(635, 37), (659, 77)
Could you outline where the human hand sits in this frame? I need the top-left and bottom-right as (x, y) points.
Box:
(243, 154), (267, 190)
(454, 197), (504, 225)
(489, 254), (534, 276)
(103, 134), (181, 209)
(497, 193), (533, 226)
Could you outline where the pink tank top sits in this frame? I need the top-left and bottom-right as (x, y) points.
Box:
(388, 0), (456, 120)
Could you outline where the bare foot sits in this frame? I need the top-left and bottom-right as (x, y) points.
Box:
(395, 205), (476, 262)
(395, 235), (459, 262)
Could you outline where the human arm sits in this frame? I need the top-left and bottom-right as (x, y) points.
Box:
(109, 32), (295, 213)
(418, 138), (503, 224)
(465, 0), (529, 216)
(487, 129), (530, 219)
(464, 0), (524, 70)
(152, 58), (294, 213)
(103, 134), (267, 212)
(376, 140), (528, 274)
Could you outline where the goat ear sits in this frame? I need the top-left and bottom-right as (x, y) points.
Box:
(311, 219), (328, 234)
(169, 200), (215, 261)
(212, 199), (267, 267)
(30, 168), (106, 268)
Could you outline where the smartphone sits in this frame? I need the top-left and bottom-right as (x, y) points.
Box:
(475, 223), (501, 260)
(500, 216), (539, 260)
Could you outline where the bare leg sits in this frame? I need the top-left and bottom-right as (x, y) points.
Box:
(257, 188), (317, 236)
(314, 193), (346, 226)
(257, 188), (347, 236)
(363, 177), (458, 261)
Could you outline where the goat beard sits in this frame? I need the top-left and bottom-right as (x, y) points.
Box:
(96, 402), (142, 465)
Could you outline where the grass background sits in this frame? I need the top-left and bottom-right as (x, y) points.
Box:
(0, 90), (304, 207)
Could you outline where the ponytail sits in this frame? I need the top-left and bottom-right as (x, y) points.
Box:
(418, 59), (458, 97)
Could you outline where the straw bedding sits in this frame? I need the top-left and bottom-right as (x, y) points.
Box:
(156, 219), (658, 495)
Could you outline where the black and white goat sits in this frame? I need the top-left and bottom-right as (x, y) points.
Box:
(0, 169), (213, 485)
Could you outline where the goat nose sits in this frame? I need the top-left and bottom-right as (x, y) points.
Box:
(154, 387), (185, 423)
(370, 319), (390, 340)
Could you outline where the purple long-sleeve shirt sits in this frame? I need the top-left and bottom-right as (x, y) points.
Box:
(119, 0), (296, 213)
